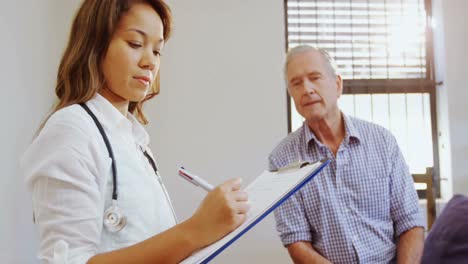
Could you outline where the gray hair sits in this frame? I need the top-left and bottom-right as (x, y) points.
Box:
(284, 45), (338, 86)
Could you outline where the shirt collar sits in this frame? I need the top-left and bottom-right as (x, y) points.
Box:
(303, 112), (361, 146)
(85, 93), (150, 146)
(342, 113), (361, 144)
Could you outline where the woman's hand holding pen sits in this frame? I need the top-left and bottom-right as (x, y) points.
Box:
(185, 178), (250, 247)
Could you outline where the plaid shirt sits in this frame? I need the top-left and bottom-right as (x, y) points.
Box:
(269, 114), (423, 264)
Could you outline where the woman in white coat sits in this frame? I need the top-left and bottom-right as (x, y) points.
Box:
(21, 0), (250, 263)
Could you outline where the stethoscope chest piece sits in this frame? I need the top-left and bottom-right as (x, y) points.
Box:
(103, 199), (127, 233)
(80, 103), (177, 233)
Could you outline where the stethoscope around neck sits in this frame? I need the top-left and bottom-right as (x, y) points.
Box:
(79, 103), (177, 233)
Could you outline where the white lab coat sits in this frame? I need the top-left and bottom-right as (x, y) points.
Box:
(21, 94), (176, 264)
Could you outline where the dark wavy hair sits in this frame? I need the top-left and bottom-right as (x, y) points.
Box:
(52, 0), (172, 124)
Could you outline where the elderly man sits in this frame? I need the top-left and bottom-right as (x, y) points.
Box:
(269, 45), (424, 263)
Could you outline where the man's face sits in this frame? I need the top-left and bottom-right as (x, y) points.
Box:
(286, 50), (342, 123)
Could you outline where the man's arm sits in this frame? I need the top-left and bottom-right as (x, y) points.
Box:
(287, 241), (332, 264)
(396, 227), (424, 264)
(386, 133), (425, 263)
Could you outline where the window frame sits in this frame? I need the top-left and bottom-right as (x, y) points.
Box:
(283, 0), (441, 198)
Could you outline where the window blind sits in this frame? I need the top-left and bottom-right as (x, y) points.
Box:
(286, 0), (428, 80)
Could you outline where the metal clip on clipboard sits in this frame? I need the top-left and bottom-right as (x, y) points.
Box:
(180, 158), (331, 264)
(271, 158), (329, 173)
(271, 161), (311, 173)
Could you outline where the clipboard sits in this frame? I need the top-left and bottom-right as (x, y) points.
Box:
(180, 158), (331, 264)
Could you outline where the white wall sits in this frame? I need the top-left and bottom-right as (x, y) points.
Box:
(3, 0), (467, 263)
(146, 0), (290, 262)
(2, 0), (290, 263)
(432, 0), (453, 201)
(0, 0), (81, 262)
(433, 0), (468, 197)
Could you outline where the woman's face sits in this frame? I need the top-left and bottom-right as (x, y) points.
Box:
(101, 2), (164, 105)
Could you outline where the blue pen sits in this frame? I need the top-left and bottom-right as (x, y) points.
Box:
(178, 167), (214, 192)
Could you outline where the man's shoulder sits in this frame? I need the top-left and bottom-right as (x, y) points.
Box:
(348, 116), (395, 143)
(270, 127), (304, 157)
(268, 127), (306, 171)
